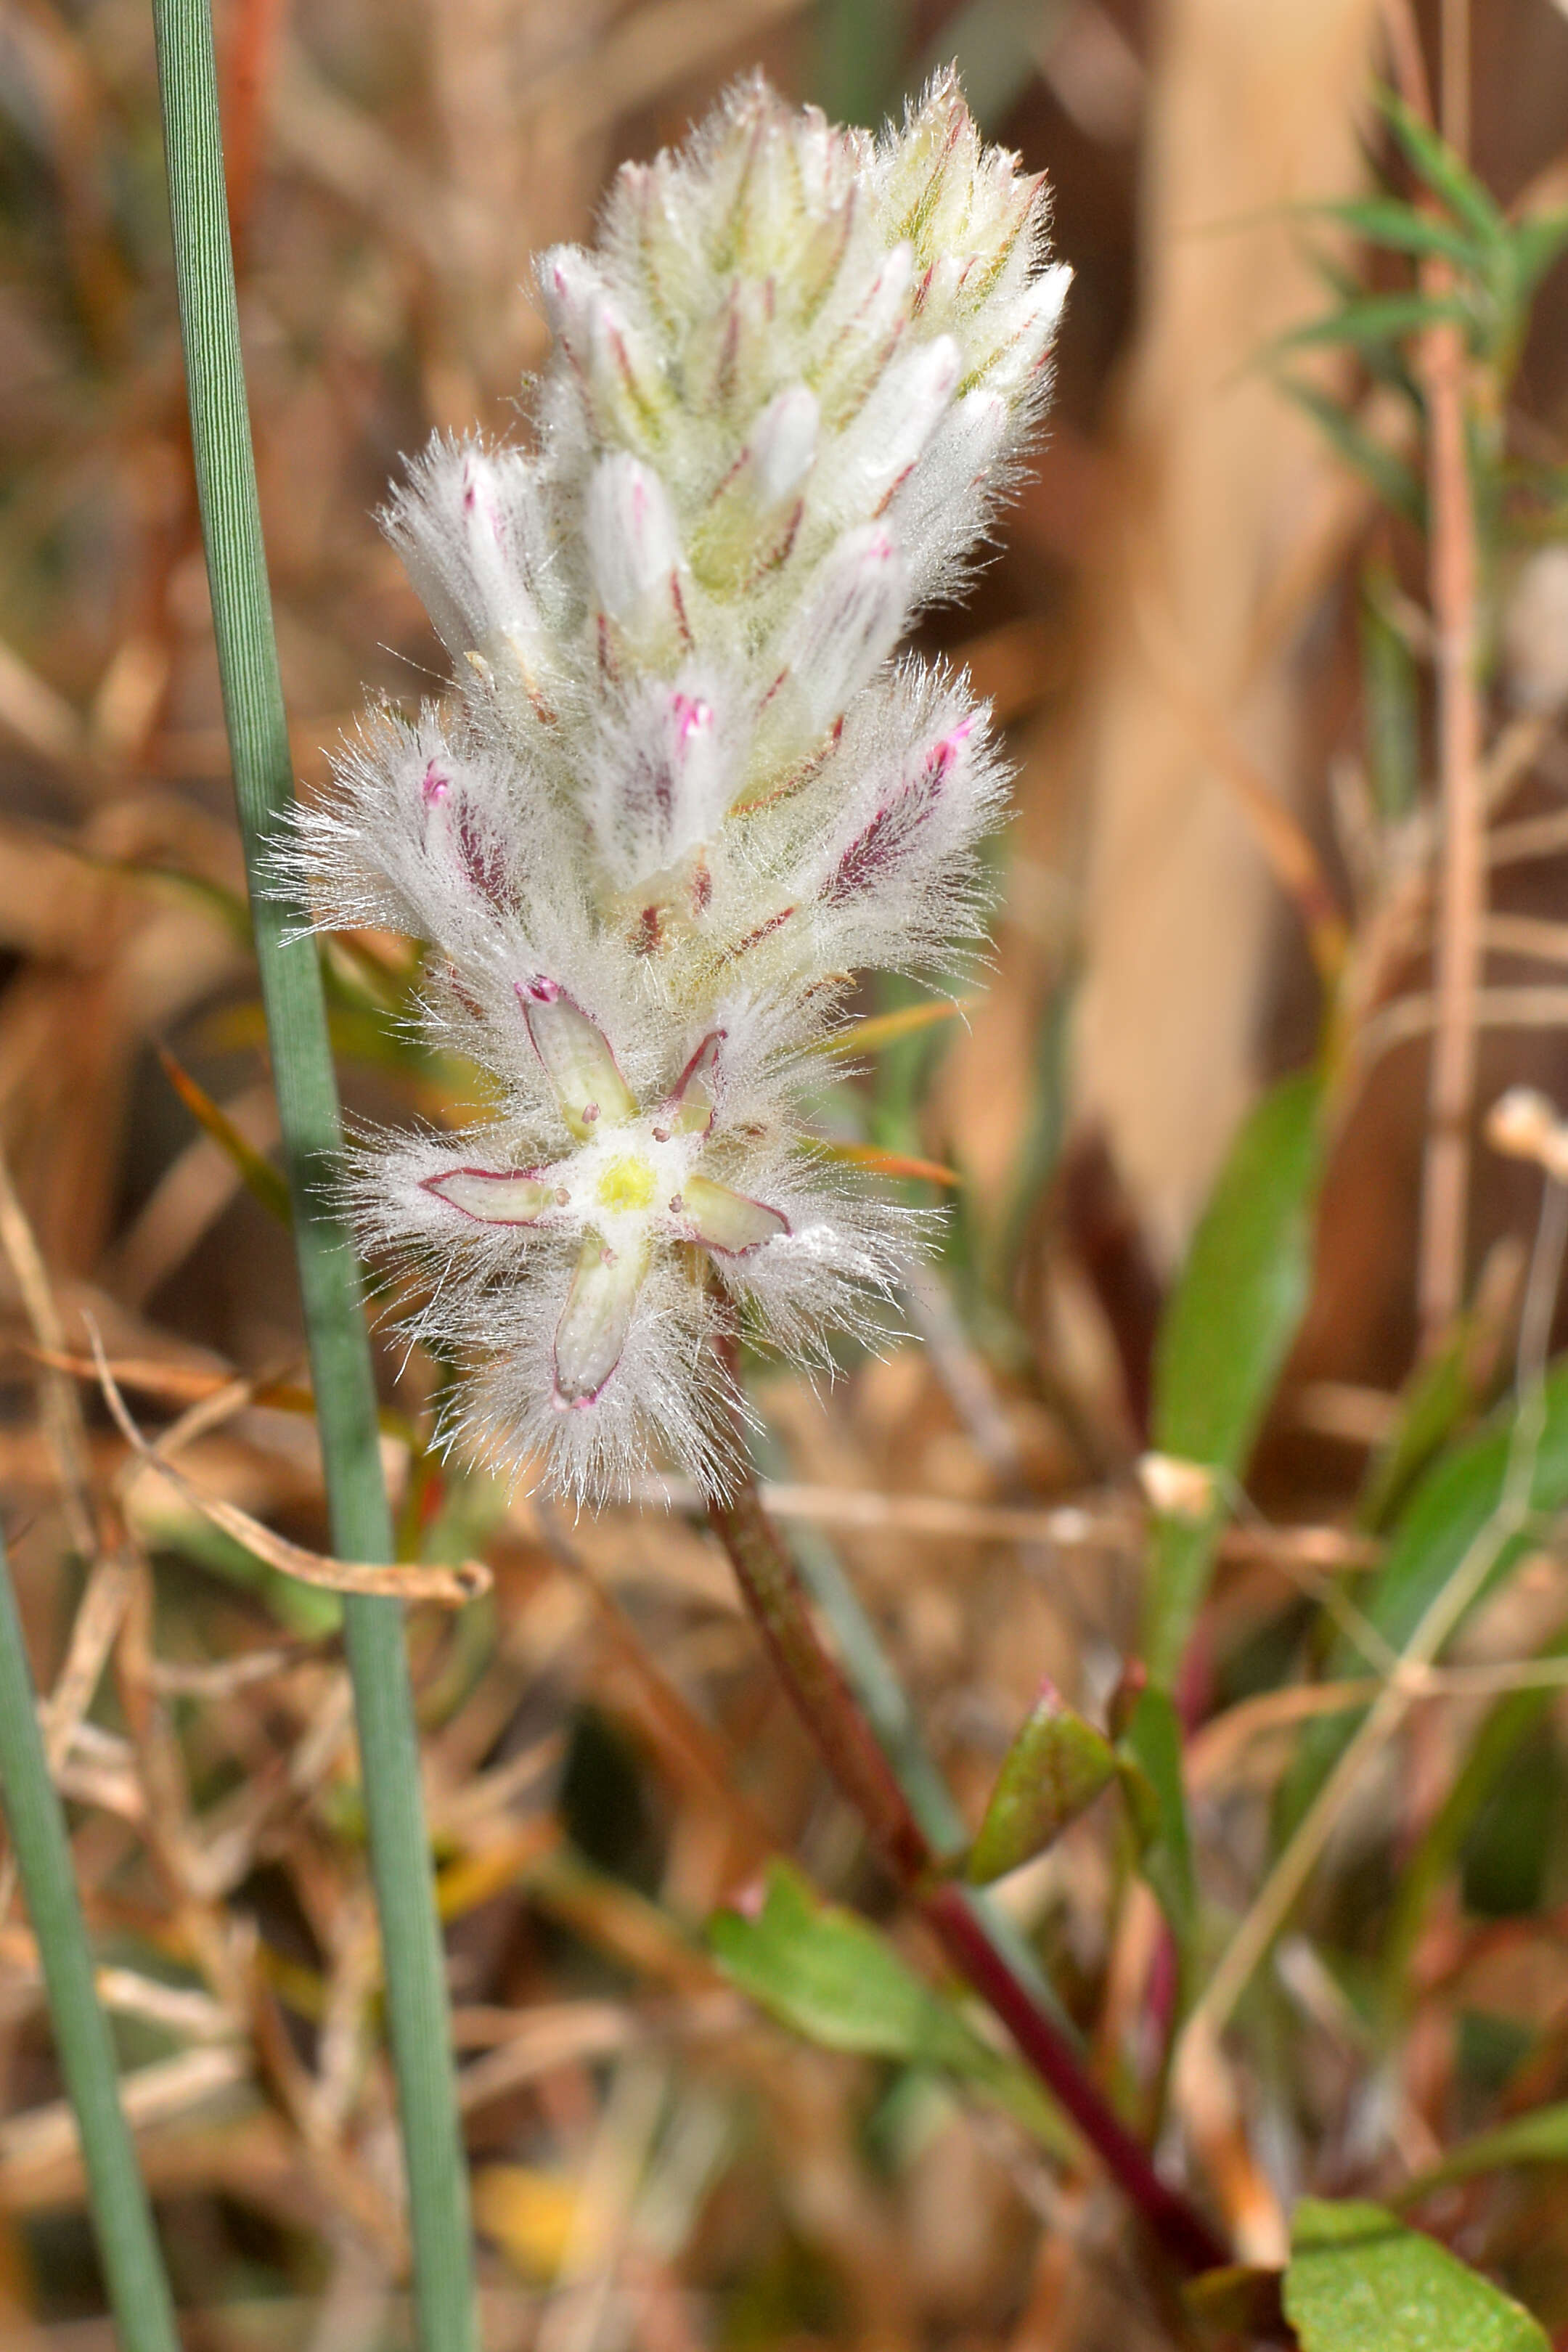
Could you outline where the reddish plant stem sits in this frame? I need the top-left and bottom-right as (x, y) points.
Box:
(1394, 0), (1483, 1355)
(707, 1469), (1229, 2281)
(923, 1882), (1228, 2277)
(708, 1482), (930, 1885)
(1416, 297), (1483, 1353)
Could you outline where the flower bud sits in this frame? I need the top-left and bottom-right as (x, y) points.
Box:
(892, 388), (1010, 592)
(819, 711), (976, 905)
(418, 756), (512, 905)
(385, 442), (544, 658)
(585, 453), (685, 642)
(540, 248), (665, 451)
(978, 260), (1073, 404)
(750, 384), (821, 506)
(692, 385), (820, 591)
(589, 672), (738, 884)
(769, 526), (907, 748)
(836, 333), (961, 513)
(817, 240), (916, 426)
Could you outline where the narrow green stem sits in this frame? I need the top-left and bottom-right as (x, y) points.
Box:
(149, 6), (475, 2345)
(0, 1526), (180, 2352)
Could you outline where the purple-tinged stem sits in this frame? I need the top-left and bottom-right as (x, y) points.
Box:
(708, 1479), (929, 1885)
(707, 1466), (1229, 2282)
(923, 1882), (1227, 2277)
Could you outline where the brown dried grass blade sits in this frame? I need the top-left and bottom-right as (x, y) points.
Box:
(88, 1328), (487, 1607)
(812, 1141), (963, 1187)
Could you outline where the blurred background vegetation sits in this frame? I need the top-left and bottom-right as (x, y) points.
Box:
(7, 0), (1568, 2344)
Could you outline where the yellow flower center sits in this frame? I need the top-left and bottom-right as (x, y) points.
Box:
(595, 1154), (658, 1212)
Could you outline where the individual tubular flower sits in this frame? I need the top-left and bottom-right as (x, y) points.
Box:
(288, 70), (1068, 1503)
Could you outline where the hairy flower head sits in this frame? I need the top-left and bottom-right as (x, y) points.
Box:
(289, 72), (1068, 1503)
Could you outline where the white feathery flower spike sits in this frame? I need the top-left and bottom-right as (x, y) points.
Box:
(287, 70), (1069, 1505)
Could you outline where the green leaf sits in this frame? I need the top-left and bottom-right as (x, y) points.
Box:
(1285, 2197), (1548, 2351)
(1275, 291), (1470, 355)
(966, 1683), (1116, 1884)
(710, 1862), (1071, 2153)
(1359, 565), (1423, 817)
(1143, 1069), (1325, 1688)
(712, 1862), (973, 2066)
(145, 1507), (341, 1638)
(1503, 211), (1568, 304)
(1380, 92), (1508, 247)
(1401, 2102), (1568, 2200)
(1357, 1326), (1474, 1533)
(1282, 1362), (1568, 1836)
(1116, 1686), (1196, 1952)
(1315, 195), (1482, 270)
(1381, 1623), (1568, 2005)
(1280, 377), (1424, 526)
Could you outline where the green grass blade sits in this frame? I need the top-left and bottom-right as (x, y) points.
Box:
(1117, 1686), (1196, 1958)
(1379, 1623), (1568, 2004)
(1313, 195), (1482, 270)
(0, 1526), (180, 2352)
(817, 0), (910, 125)
(1278, 1363), (1568, 1845)
(148, 4), (476, 2345)
(1357, 564), (1424, 820)
(1504, 211), (1568, 303)
(1277, 376), (1424, 526)
(1273, 290), (1471, 354)
(1143, 1069), (1325, 1689)
(1379, 91), (1508, 246)
(1397, 2099), (1568, 2200)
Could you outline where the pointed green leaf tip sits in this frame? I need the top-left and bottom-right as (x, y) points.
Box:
(965, 1682), (1116, 1884)
(711, 1861), (990, 2072)
(1285, 2199), (1548, 2352)
(709, 1861), (1073, 2155)
(1400, 2096), (1568, 2202)
(1379, 89), (1507, 246)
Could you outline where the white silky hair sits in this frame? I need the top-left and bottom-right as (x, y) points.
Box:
(285, 70), (1068, 1503)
